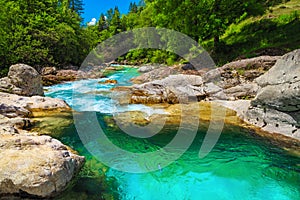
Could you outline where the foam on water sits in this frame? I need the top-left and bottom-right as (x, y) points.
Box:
(44, 67), (166, 115)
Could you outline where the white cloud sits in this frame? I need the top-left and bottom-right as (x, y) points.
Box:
(87, 18), (97, 26)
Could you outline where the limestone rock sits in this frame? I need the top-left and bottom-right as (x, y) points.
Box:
(245, 107), (300, 140)
(131, 67), (178, 84)
(0, 64), (44, 96)
(41, 67), (57, 76)
(252, 49), (300, 112)
(224, 83), (259, 100)
(0, 134), (85, 198)
(243, 49), (300, 140)
(138, 65), (155, 73)
(203, 56), (280, 88)
(0, 92), (70, 114)
(130, 74), (204, 104)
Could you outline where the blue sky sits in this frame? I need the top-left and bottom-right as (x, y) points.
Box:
(82, 0), (140, 24)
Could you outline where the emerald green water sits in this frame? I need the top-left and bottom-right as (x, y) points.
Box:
(55, 116), (300, 200)
(44, 67), (300, 200)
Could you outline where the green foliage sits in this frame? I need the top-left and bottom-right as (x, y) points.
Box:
(95, 0), (292, 65)
(1, 0), (298, 77)
(213, 1), (300, 64)
(0, 0), (95, 77)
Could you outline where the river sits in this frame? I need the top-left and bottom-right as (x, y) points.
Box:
(44, 66), (300, 200)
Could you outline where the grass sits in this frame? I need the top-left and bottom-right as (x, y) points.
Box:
(203, 0), (300, 65)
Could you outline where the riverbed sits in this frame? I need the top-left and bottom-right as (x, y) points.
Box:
(44, 67), (300, 200)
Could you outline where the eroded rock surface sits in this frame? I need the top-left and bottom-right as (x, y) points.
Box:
(244, 50), (300, 140)
(0, 64), (44, 96)
(0, 75), (82, 198)
(0, 92), (70, 118)
(127, 56), (280, 103)
(0, 134), (84, 198)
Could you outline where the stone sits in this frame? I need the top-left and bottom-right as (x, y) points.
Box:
(239, 49), (300, 140)
(181, 63), (195, 70)
(224, 83), (259, 100)
(203, 56), (280, 88)
(245, 107), (300, 140)
(138, 65), (155, 73)
(0, 134), (84, 198)
(42, 70), (80, 86)
(0, 64), (44, 96)
(131, 67), (178, 84)
(99, 79), (118, 84)
(0, 91), (81, 198)
(130, 74), (204, 104)
(252, 49), (300, 112)
(0, 103), (31, 118)
(0, 92), (70, 117)
(41, 67), (57, 76)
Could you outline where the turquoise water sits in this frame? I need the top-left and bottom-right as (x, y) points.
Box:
(44, 67), (300, 200)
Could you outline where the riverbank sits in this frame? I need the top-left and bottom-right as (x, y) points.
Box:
(110, 49), (300, 144)
(0, 64), (84, 198)
(0, 49), (299, 198)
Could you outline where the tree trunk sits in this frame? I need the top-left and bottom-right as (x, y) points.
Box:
(214, 35), (220, 48)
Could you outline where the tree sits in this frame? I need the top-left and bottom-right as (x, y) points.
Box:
(109, 7), (122, 35)
(0, 0), (93, 74)
(129, 2), (138, 13)
(68, 0), (84, 15)
(98, 13), (107, 32)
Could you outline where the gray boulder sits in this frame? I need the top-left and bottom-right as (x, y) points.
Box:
(130, 74), (205, 104)
(0, 64), (44, 96)
(252, 49), (300, 112)
(138, 65), (155, 73)
(245, 49), (300, 140)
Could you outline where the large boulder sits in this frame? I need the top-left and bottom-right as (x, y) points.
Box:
(203, 55), (280, 89)
(0, 134), (84, 198)
(252, 50), (300, 112)
(245, 49), (300, 140)
(0, 90), (82, 198)
(0, 64), (44, 96)
(130, 74), (205, 104)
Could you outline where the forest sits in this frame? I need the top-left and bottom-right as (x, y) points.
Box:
(0, 0), (299, 76)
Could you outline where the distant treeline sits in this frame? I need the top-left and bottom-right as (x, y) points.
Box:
(0, 0), (286, 76)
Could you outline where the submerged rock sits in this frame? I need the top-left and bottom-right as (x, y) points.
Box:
(98, 79), (118, 84)
(0, 64), (44, 96)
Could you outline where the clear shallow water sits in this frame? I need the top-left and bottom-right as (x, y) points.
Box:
(44, 67), (300, 200)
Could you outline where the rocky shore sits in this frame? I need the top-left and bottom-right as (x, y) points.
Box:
(0, 64), (84, 198)
(0, 49), (299, 198)
(114, 50), (300, 143)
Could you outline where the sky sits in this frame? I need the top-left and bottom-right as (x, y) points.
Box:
(82, 0), (140, 25)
